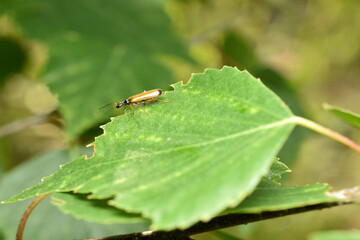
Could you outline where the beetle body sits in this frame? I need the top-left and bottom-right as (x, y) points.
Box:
(100, 89), (168, 116)
(117, 89), (163, 108)
(128, 89), (163, 103)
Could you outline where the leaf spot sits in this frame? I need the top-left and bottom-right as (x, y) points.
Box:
(115, 178), (127, 184)
(138, 185), (148, 191)
(250, 107), (259, 114)
(73, 184), (84, 191)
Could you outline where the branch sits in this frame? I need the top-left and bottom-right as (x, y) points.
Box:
(0, 114), (48, 138)
(0, 111), (63, 138)
(85, 202), (345, 240)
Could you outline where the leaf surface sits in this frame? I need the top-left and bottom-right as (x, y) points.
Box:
(324, 104), (360, 129)
(261, 158), (291, 185)
(4, 67), (296, 230)
(222, 32), (308, 167)
(50, 158), (289, 225)
(227, 184), (343, 214)
(51, 192), (147, 224)
(0, 0), (193, 138)
(0, 150), (147, 240)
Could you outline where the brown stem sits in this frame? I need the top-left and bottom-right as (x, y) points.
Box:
(85, 202), (345, 240)
(16, 193), (50, 240)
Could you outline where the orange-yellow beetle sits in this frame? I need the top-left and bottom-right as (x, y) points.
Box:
(100, 89), (169, 116)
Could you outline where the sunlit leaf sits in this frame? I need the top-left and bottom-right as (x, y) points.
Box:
(4, 67), (296, 230)
(50, 159), (290, 225)
(222, 32), (308, 167)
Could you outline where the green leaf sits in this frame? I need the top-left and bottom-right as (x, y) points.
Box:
(48, 159), (290, 225)
(261, 158), (291, 185)
(227, 184), (346, 214)
(222, 32), (308, 167)
(0, 150), (148, 240)
(0, 0), (194, 138)
(309, 230), (360, 240)
(323, 103), (360, 129)
(51, 192), (147, 224)
(4, 67), (296, 230)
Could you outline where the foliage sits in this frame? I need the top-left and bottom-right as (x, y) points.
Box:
(324, 104), (360, 130)
(0, 1), (359, 240)
(3, 67), (359, 236)
(0, 150), (147, 239)
(5, 67), (297, 229)
(47, 158), (291, 225)
(51, 192), (146, 224)
(0, 0), (193, 138)
(0, 37), (26, 85)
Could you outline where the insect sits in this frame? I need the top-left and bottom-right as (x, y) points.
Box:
(100, 89), (169, 116)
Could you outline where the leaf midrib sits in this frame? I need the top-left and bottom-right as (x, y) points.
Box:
(93, 117), (296, 167)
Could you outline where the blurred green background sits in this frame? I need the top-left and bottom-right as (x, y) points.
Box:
(0, 0), (359, 239)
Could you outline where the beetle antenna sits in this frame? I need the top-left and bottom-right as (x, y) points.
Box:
(99, 103), (117, 111)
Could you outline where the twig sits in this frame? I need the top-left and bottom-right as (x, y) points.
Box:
(0, 114), (49, 138)
(16, 193), (50, 240)
(85, 202), (344, 240)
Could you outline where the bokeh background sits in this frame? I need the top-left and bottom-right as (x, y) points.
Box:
(0, 0), (359, 239)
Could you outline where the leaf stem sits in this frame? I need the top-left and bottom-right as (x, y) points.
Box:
(292, 116), (360, 154)
(16, 193), (50, 240)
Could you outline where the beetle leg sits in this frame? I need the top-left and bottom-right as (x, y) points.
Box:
(136, 103), (149, 115)
(129, 105), (136, 116)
